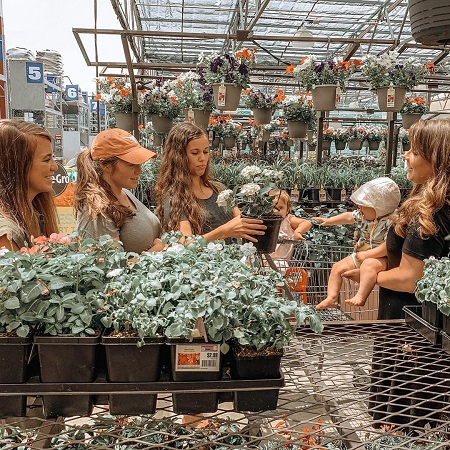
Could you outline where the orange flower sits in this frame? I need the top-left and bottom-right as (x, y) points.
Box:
(95, 93), (102, 101)
(286, 65), (295, 73)
(352, 59), (362, 66)
(300, 56), (308, 64)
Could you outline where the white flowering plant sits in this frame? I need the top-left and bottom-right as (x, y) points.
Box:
(399, 128), (410, 144)
(173, 71), (215, 111)
(200, 48), (256, 89)
(97, 76), (134, 113)
(140, 79), (182, 119)
(217, 165), (284, 217)
(282, 94), (316, 122)
(365, 126), (387, 142)
(361, 51), (432, 90)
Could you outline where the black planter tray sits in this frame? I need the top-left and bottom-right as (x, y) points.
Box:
(441, 330), (450, 355)
(0, 373), (285, 395)
(404, 305), (441, 346)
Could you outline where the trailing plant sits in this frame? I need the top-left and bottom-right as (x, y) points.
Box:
(283, 94), (316, 122)
(140, 79), (182, 118)
(242, 87), (285, 109)
(400, 96), (430, 115)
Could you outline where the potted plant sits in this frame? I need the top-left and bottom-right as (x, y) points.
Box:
(287, 56), (360, 110)
(400, 96), (430, 129)
(140, 78), (182, 133)
(333, 128), (348, 150)
(282, 94), (316, 139)
(200, 48), (256, 111)
(173, 70), (215, 130)
(399, 128), (411, 152)
(365, 126), (387, 151)
(96, 76), (135, 131)
(345, 126), (367, 151)
(242, 87), (285, 124)
(216, 164), (285, 253)
(321, 127), (335, 152)
(361, 51), (431, 111)
(220, 118), (243, 149)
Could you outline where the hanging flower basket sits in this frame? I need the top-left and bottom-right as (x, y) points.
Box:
(223, 136), (236, 148)
(252, 107), (273, 125)
(321, 140), (332, 151)
(335, 140), (346, 150)
(348, 139), (363, 151)
(193, 108), (212, 130)
(115, 112), (133, 132)
(287, 120), (308, 139)
(376, 87), (406, 112)
(368, 140), (380, 150)
(212, 83), (242, 111)
(151, 115), (174, 134)
(401, 113), (422, 130)
(311, 85), (337, 111)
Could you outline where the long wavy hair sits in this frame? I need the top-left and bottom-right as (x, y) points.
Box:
(0, 119), (58, 241)
(394, 119), (450, 238)
(155, 121), (220, 234)
(74, 150), (134, 228)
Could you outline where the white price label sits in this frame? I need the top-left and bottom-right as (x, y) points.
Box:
(387, 87), (395, 108)
(187, 107), (195, 122)
(218, 84), (227, 107)
(335, 86), (342, 105)
(175, 344), (220, 372)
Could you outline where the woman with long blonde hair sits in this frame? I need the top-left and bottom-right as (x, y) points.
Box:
(155, 122), (266, 243)
(0, 119), (58, 250)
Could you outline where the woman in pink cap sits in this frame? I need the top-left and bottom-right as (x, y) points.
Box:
(74, 128), (162, 253)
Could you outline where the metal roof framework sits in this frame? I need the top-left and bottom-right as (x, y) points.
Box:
(73, 0), (450, 109)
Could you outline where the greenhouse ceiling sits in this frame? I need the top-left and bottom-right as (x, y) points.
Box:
(73, 0), (450, 108)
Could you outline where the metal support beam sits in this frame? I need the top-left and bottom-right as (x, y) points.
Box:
(121, 35), (139, 136)
(316, 112), (325, 165)
(385, 112), (397, 175)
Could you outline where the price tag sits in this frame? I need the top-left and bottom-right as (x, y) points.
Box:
(340, 187), (347, 202)
(387, 87), (395, 108)
(187, 107), (195, 122)
(319, 186), (326, 202)
(175, 343), (220, 372)
(335, 86), (342, 105)
(218, 83), (226, 107)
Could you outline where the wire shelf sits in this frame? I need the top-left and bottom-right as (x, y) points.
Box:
(2, 321), (450, 449)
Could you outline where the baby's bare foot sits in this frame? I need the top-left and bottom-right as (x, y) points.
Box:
(316, 297), (339, 310)
(345, 294), (367, 307)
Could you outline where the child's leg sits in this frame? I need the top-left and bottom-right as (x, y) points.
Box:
(316, 255), (357, 309)
(345, 257), (387, 307)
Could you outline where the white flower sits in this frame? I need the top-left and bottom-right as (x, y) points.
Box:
(106, 268), (123, 278)
(0, 247), (9, 257)
(241, 165), (262, 178)
(239, 242), (257, 256)
(216, 189), (233, 208)
(240, 183), (260, 196)
(206, 242), (223, 252)
(166, 243), (185, 253)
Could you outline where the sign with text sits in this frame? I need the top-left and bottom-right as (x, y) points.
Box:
(65, 84), (79, 101)
(26, 62), (43, 83)
(52, 161), (70, 197)
(56, 206), (76, 235)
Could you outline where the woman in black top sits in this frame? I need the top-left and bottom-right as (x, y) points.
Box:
(354, 119), (450, 431)
(155, 122), (266, 243)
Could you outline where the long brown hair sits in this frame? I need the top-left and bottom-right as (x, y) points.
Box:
(0, 119), (58, 241)
(73, 150), (134, 228)
(394, 119), (450, 238)
(155, 122), (220, 234)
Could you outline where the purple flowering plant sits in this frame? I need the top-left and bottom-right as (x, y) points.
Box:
(199, 48), (256, 89)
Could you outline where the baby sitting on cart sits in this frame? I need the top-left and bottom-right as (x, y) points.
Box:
(313, 177), (401, 310)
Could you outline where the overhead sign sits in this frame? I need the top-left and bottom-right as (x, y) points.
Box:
(26, 62), (43, 83)
(52, 161), (70, 197)
(90, 99), (105, 115)
(65, 84), (79, 101)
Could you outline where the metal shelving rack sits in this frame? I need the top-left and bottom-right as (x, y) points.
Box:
(1, 321), (450, 449)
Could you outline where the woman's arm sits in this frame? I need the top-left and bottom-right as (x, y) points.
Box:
(376, 252), (424, 293)
(312, 211), (355, 226)
(0, 234), (19, 251)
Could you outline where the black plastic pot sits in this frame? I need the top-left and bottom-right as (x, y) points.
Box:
(166, 338), (221, 414)
(0, 335), (31, 417)
(243, 215), (283, 254)
(230, 348), (283, 412)
(102, 334), (164, 415)
(326, 187), (342, 201)
(422, 301), (443, 329)
(302, 187), (320, 203)
(404, 305), (441, 346)
(35, 334), (100, 418)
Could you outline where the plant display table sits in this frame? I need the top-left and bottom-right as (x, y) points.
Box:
(2, 321), (450, 449)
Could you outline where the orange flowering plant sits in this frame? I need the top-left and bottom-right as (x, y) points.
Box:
(199, 48), (256, 89)
(287, 56), (360, 91)
(400, 96), (430, 115)
(96, 76), (134, 113)
(242, 87), (285, 109)
(207, 114), (243, 138)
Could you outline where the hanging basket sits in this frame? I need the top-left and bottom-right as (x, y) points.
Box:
(115, 112), (133, 132)
(212, 83), (242, 111)
(335, 140), (346, 150)
(153, 133), (163, 146)
(403, 142), (411, 152)
(401, 113), (422, 130)
(348, 139), (363, 151)
(287, 120), (308, 139)
(151, 115), (174, 134)
(252, 107), (273, 125)
(193, 109), (212, 130)
(368, 140), (380, 150)
(307, 130), (315, 142)
(223, 137), (236, 148)
(376, 87), (406, 112)
(311, 85), (337, 111)
(321, 140), (332, 151)
(211, 136), (221, 148)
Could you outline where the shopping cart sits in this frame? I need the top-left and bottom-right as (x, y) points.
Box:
(270, 240), (380, 321)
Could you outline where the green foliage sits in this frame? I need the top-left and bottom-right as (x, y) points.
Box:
(415, 256), (450, 316)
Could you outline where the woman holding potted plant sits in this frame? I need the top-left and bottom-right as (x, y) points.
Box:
(0, 119), (59, 251)
(155, 122), (266, 244)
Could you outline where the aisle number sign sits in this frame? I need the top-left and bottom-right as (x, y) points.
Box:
(65, 85), (79, 101)
(26, 62), (44, 83)
(90, 99), (105, 115)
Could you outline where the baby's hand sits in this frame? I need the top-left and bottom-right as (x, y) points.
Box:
(294, 231), (305, 240)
